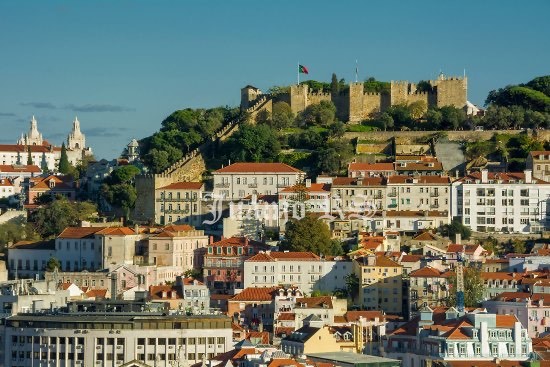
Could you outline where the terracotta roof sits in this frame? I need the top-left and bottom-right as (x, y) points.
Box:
(0, 144), (57, 153)
(348, 162), (394, 171)
(459, 171), (549, 184)
(412, 231), (438, 241)
(211, 236), (264, 247)
(57, 227), (105, 239)
(344, 310), (385, 322)
(268, 359), (302, 367)
(95, 227), (136, 236)
(444, 362), (537, 367)
(400, 254), (423, 263)
(387, 175), (450, 184)
(481, 272), (524, 281)
(332, 177), (385, 186)
(85, 289), (107, 298)
(0, 178), (13, 186)
(158, 182), (203, 190)
(280, 183), (330, 193)
(447, 244), (482, 254)
(60, 282), (74, 290)
(163, 224), (194, 232)
(274, 327), (295, 338)
(409, 266), (445, 278)
(214, 162), (303, 174)
(0, 164), (41, 173)
(395, 162), (443, 171)
(11, 239), (55, 250)
(229, 287), (278, 302)
(149, 285), (181, 300)
(355, 255), (402, 268)
(181, 277), (204, 285)
(245, 331), (269, 344)
(277, 312), (295, 321)
(246, 251), (320, 262)
(295, 296), (333, 309)
(484, 258), (508, 264)
(333, 315), (347, 323)
(496, 314), (519, 328)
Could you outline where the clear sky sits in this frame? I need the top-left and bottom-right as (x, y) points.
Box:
(0, 1), (548, 159)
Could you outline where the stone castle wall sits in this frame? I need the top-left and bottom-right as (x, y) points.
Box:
(242, 76), (467, 123)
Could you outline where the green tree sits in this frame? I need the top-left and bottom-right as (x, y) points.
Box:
(526, 76), (550, 97)
(224, 123), (280, 162)
(447, 267), (484, 308)
(58, 143), (71, 174)
(416, 80), (434, 93)
(183, 268), (202, 279)
(426, 108), (443, 129)
(106, 165), (141, 185)
(281, 215), (343, 256)
(315, 147), (340, 175)
(440, 106), (466, 130)
(271, 102), (293, 130)
(331, 73), (339, 95)
(345, 273), (360, 301)
(0, 217), (39, 249)
(298, 101), (337, 127)
(255, 109), (271, 125)
(27, 146), (32, 165)
(512, 239), (527, 254)
(328, 121), (346, 139)
(440, 218), (472, 241)
(408, 101), (427, 120)
(33, 197), (97, 238)
(379, 112), (394, 131)
(46, 257), (61, 272)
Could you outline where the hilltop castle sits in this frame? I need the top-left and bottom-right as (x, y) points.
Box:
(241, 74), (467, 122)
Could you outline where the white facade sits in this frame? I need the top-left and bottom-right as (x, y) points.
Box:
(452, 170), (550, 234)
(8, 241), (56, 278)
(3, 313), (232, 366)
(386, 175), (451, 213)
(243, 252), (352, 295)
(212, 162), (305, 201)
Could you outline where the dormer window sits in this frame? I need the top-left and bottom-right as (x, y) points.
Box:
(49, 180), (55, 188)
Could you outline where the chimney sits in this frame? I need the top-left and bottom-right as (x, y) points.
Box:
(305, 179), (311, 188)
(209, 236), (214, 244)
(134, 224), (139, 234)
(162, 290), (168, 299)
(524, 169), (532, 184)
(481, 169), (488, 184)
(367, 254), (376, 266)
(171, 290), (177, 299)
(455, 233), (461, 245)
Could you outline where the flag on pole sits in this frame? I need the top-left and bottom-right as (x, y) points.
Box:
(298, 64), (309, 74)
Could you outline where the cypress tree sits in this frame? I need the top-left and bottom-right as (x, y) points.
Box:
(58, 143), (71, 174)
(26, 146), (33, 165)
(331, 73), (339, 95)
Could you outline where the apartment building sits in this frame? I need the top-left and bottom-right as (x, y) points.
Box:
(353, 255), (403, 315)
(202, 237), (268, 294)
(243, 251), (352, 295)
(408, 266), (451, 318)
(2, 301), (232, 366)
(330, 177), (386, 215)
(382, 307), (532, 367)
(527, 151), (550, 182)
(394, 156), (444, 176)
(154, 181), (204, 226)
(212, 162), (305, 201)
(147, 225), (208, 271)
(452, 170), (550, 234)
(386, 175), (450, 213)
(347, 162), (395, 178)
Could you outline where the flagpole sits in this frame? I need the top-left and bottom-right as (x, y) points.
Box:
(355, 59), (358, 83)
(297, 62), (300, 85)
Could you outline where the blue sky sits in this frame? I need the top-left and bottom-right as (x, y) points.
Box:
(0, 1), (548, 159)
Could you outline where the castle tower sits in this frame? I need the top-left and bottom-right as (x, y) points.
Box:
(17, 115), (44, 146)
(348, 82), (365, 123)
(67, 116), (86, 150)
(240, 85), (263, 110)
(433, 75), (467, 109)
(126, 139), (139, 162)
(289, 84), (308, 116)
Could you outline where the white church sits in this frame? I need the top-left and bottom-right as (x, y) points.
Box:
(1, 115), (93, 171)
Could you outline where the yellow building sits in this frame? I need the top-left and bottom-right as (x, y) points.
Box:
(353, 255), (403, 315)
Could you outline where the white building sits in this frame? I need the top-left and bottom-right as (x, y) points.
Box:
(386, 175), (451, 213)
(213, 162), (305, 201)
(243, 251), (352, 295)
(7, 240), (56, 279)
(452, 169), (550, 233)
(223, 195), (279, 241)
(154, 181), (204, 226)
(0, 178), (15, 199)
(2, 306), (232, 366)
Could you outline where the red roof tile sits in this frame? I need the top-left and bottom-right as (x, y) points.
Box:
(344, 311), (385, 322)
(214, 162), (303, 174)
(95, 227), (136, 236)
(158, 182), (203, 190)
(57, 227), (105, 239)
(387, 175), (450, 184)
(348, 162), (394, 171)
(401, 254), (423, 263)
(409, 266), (445, 278)
(332, 177), (385, 186)
(277, 313), (295, 321)
(0, 164), (41, 173)
(246, 251), (320, 262)
(229, 287), (278, 302)
(412, 231), (438, 241)
(295, 296), (333, 309)
(280, 183), (330, 193)
(459, 171), (549, 184)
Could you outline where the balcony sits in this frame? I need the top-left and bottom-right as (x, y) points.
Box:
(215, 183), (230, 188)
(248, 183), (258, 188)
(430, 192), (439, 197)
(388, 192), (397, 197)
(430, 204), (439, 209)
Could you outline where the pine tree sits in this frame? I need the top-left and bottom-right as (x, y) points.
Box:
(40, 152), (48, 173)
(26, 146), (33, 165)
(331, 73), (339, 95)
(58, 143), (71, 174)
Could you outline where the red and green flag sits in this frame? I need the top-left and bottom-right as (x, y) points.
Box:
(298, 64), (309, 74)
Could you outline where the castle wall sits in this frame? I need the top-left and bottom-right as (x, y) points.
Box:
(348, 83), (365, 123)
(362, 93), (383, 119)
(290, 84), (308, 116)
(332, 92), (349, 122)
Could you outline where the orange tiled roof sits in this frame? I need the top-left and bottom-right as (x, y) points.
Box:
(0, 164), (41, 173)
(268, 359), (302, 367)
(246, 251), (320, 262)
(229, 287), (279, 302)
(413, 231), (438, 241)
(0, 178), (13, 186)
(181, 277), (204, 285)
(447, 244), (482, 254)
(163, 224), (194, 232)
(149, 285), (180, 300)
(332, 177), (385, 186)
(387, 175), (449, 184)
(295, 296), (333, 309)
(394, 162), (444, 171)
(496, 314), (519, 328)
(481, 272), (524, 281)
(344, 310), (385, 322)
(280, 183), (330, 193)
(401, 254), (423, 263)
(246, 331), (269, 344)
(57, 227), (106, 239)
(85, 289), (107, 298)
(95, 227), (136, 236)
(409, 266), (445, 278)
(214, 162), (303, 174)
(459, 171), (549, 184)
(158, 182), (203, 190)
(277, 313), (295, 321)
(355, 255), (402, 268)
